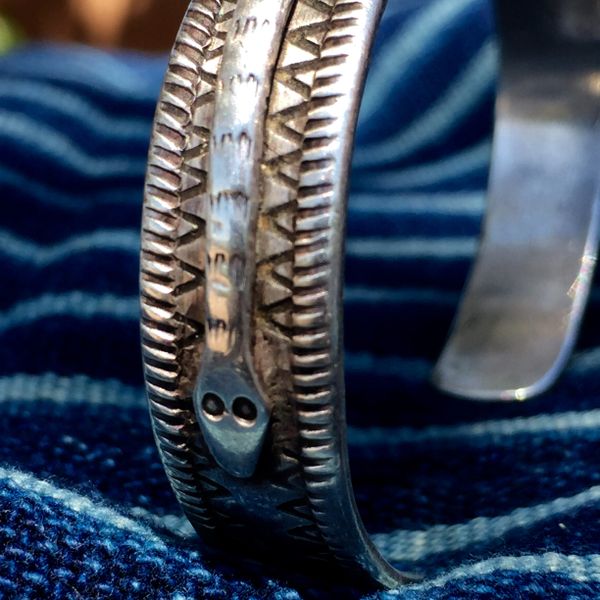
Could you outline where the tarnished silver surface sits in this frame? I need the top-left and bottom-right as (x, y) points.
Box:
(141, 0), (600, 588)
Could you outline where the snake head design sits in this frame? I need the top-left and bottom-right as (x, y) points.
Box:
(193, 358), (270, 478)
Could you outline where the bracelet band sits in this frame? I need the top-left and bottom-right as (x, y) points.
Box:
(141, 0), (600, 588)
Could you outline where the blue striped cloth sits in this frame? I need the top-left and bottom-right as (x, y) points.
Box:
(1, 0), (599, 598)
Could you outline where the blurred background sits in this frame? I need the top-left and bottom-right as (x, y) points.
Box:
(0, 0), (189, 51)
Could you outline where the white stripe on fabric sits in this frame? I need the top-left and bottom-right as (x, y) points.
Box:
(346, 286), (600, 306)
(382, 554), (600, 594)
(348, 409), (600, 447)
(0, 110), (146, 177)
(359, 0), (477, 123)
(1, 174), (484, 216)
(0, 51), (163, 100)
(0, 295), (435, 341)
(568, 347), (600, 375)
(0, 292), (139, 333)
(354, 141), (491, 189)
(0, 82), (150, 140)
(345, 347), (600, 379)
(349, 191), (484, 216)
(374, 486), (600, 562)
(344, 287), (460, 305)
(345, 352), (431, 379)
(346, 237), (476, 259)
(3, 373), (599, 451)
(4, 285), (599, 387)
(0, 166), (139, 210)
(0, 467), (166, 546)
(356, 40), (497, 168)
(137, 487), (600, 564)
(0, 229), (477, 265)
(0, 373), (144, 407)
(0, 290), (453, 336)
(0, 229), (139, 265)
(380, 0), (427, 22)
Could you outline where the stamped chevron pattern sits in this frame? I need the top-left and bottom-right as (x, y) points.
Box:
(141, 0), (230, 534)
(142, 0), (395, 582)
(289, 0), (379, 568)
(254, 0), (341, 554)
(258, 0), (336, 344)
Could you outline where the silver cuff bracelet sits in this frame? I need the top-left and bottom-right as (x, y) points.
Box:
(141, 0), (600, 588)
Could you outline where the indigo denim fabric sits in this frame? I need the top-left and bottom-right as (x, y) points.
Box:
(1, 0), (599, 598)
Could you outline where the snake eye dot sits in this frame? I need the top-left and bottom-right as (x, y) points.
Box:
(202, 393), (225, 418)
(232, 396), (257, 423)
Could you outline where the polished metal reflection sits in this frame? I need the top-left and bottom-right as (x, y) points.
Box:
(434, 0), (600, 400)
(193, 0), (294, 478)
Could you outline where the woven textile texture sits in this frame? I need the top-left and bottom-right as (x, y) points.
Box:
(1, 0), (599, 598)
